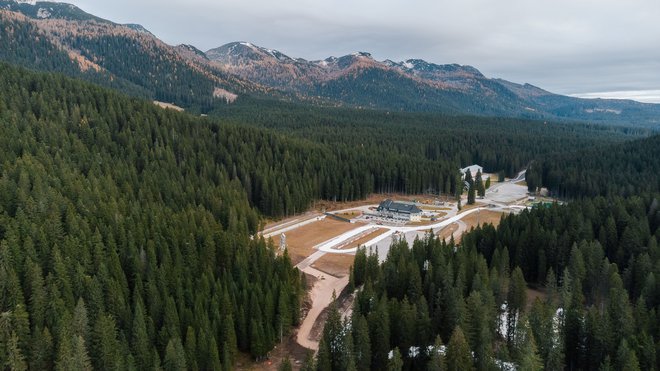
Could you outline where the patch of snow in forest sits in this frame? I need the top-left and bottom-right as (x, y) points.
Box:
(14, 0), (37, 5)
(36, 8), (51, 18)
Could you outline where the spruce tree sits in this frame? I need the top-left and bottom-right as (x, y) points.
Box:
(72, 299), (90, 346)
(184, 327), (198, 371)
(446, 326), (474, 371)
(516, 323), (543, 371)
(29, 327), (54, 370)
(616, 340), (640, 371)
(368, 297), (391, 370)
(387, 347), (403, 371)
(91, 314), (122, 371)
(163, 337), (187, 371)
(507, 267), (527, 344)
(467, 183), (476, 205)
(5, 332), (28, 371)
(70, 335), (93, 371)
(427, 336), (447, 371)
(132, 300), (151, 371)
(352, 314), (371, 371)
(475, 170), (485, 198)
(316, 337), (332, 371)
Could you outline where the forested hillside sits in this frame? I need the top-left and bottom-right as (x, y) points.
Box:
(0, 53), (656, 370)
(208, 41), (660, 128)
(4, 2), (660, 128)
(307, 66), (530, 116)
(310, 103), (660, 370)
(526, 134), (660, 198)
(315, 195), (659, 370)
(1, 3), (658, 371)
(0, 63), (306, 369)
(0, 10), (151, 98)
(215, 97), (641, 179)
(0, 7), (264, 113)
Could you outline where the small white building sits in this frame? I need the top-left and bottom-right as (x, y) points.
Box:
(460, 164), (483, 179)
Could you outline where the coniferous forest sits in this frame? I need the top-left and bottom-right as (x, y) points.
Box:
(313, 130), (660, 369)
(0, 63), (306, 369)
(0, 43), (658, 370)
(525, 134), (660, 198)
(315, 194), (659, 370)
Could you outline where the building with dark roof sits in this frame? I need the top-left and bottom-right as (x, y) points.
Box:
(377, 199), (422, 221)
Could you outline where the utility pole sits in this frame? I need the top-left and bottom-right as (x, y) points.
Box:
(279, 233), (287, 252)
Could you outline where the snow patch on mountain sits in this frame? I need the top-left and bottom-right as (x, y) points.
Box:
(13, 0), (37, 5)
(351, 51), (372, 58)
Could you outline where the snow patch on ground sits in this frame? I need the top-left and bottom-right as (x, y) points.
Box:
(387, 344), (515, 370)
(553, 308), (563, 346)
(498, 302), (519, 340)
(213, 88), (238, 104)
(153, 101), (184, 112)
(14, 0), (37, 5)
(496, 360), (517, 371)
(36, 7), (51, 18)
(402, 61), (414, 69)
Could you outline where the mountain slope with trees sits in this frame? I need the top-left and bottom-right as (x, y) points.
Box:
(0, 3), (268, 112)
(208, 41), (660, 128)
(526, 134), (660, 198)
(308, 109), (659, 370)
(314, 194), (659, 370)
(214, 97), (640, 183)
(1, 56), (652, 370)
(0, 62), (306, 369)
(1, 0), (659, 127)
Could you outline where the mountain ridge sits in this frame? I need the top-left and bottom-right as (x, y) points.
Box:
(0, 0), (658, 127)
(0, 0), (276, 111)
(205, 40), (660, 127)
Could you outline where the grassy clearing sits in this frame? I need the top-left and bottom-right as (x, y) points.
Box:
(282, 219), (361, 265)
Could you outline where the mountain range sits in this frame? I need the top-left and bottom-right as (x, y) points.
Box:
(205, 41), (660, 127)
(1, 0), (659, 127)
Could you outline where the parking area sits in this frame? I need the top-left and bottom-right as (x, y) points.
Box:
(354, 213), (409, 226)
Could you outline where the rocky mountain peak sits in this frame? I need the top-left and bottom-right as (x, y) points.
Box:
(206, 42), (295, 64)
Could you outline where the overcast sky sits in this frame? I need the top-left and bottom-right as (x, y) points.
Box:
(66, 0), (660, 102)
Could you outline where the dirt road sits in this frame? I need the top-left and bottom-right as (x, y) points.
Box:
(295, 266), (350, 350)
